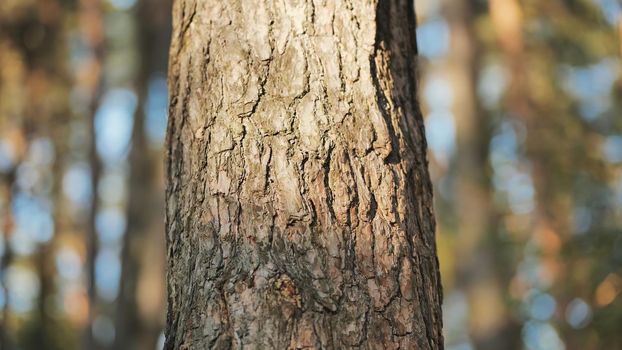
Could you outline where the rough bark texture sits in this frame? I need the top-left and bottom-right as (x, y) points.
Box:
(165, 1), (442, 348)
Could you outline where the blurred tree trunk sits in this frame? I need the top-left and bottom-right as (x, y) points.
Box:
(489, 0), (567, 286)
(0, 24), (21, 350)
(444, 2), (520, 349)
(0, 169), (15, 350)
(115, 0), (170, 349)
(0, 1), (70, 347)
(79, 0), (105, 348)
(164, 1), (443, 349)
(34, 243), (55, 349)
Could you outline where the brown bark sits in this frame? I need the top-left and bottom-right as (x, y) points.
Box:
(164, 1), (442, 349)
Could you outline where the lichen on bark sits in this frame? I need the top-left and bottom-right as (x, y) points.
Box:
(165, 1), (443, 349)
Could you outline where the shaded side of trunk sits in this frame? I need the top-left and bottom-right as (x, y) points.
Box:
(445, 2), (520, 349)
(164, 0), (443, 349)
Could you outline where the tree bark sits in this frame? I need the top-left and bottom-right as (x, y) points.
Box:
(164, 1), (442, 349)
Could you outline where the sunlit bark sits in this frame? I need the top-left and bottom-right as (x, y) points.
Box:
(164, 0), (443, 348)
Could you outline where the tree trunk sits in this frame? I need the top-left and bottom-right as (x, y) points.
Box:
(77, 0), (105, 348)
(445, 1), (521, 349)
(115, 1), (170, 349)
(164, 1), (443, 349)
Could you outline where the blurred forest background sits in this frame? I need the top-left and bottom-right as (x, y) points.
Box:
(0, 0), (620, 349)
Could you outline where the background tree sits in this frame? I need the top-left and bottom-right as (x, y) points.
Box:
(419, 0), (622, 349)
(443, 1), (520, 348)
(0, 1), (75, 348)
(0, 1), (168, 349)
(115, 0), (170, 349)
